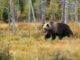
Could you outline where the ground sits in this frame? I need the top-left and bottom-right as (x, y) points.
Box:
(0, 21), (80, 60)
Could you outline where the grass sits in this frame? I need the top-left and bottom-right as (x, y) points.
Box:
(0, 22), (80, 60)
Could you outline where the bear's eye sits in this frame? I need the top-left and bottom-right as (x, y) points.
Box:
(46, 24), (49, 27)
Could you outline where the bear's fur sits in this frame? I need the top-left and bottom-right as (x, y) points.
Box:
(43, 21), (73, 40)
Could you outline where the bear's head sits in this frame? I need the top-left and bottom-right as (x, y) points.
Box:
(42, 22), (52, 39)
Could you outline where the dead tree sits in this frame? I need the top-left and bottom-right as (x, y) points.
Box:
(8, 0), (16, 33)
(40, 0), (46, 24)
(75, 0), (78, 22)
(61, 0), (68, 24)
(28, 0), (36, 22)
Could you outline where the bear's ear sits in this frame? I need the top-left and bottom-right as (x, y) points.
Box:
(42, 24), (44, 27)
(50, 21), (53, 25)
(42, 22), (45, 26)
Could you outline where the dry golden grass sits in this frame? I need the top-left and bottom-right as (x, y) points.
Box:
(0, 22), (80, 60)
(0, 23), (9, 30)
(69, 21), (80, 33)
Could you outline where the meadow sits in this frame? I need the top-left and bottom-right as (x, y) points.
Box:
(0, 22), (80, 60)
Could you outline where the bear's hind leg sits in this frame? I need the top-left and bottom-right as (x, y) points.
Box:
(58, 35), (64, 40)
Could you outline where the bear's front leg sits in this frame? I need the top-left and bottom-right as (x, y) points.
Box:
(51, 33), (56, 40)
(45, 33), (51, 40)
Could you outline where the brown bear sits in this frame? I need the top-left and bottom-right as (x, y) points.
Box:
(43, 21), (73, 40)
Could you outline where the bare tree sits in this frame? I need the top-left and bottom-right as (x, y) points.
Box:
(64, 0), (68, 23)
(28, 0), (36, 22)
(40, 0), (46, 24)
(61, 0), (68, 24)
(8, 0), (16, 33)
(75, 0), (78, 22)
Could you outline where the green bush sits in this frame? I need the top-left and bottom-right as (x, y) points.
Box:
(2, 8), (9, 23)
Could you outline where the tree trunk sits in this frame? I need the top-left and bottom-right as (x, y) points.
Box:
(8, 0), (16, 33)
(28, 0), (36, 22)
(61, 0), (68, 24)
(75, 0), (78, 22)
(40, 0), (46, 24)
